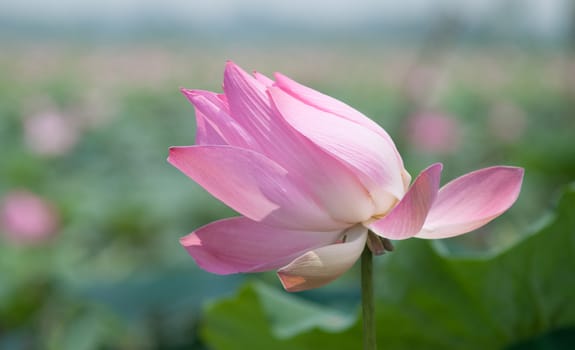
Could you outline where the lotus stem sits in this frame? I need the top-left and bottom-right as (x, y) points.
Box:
(361, 243), (377, 350)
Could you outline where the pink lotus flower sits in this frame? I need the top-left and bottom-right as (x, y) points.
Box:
(0, 190), (59, 244)
(169, 62), (524, 292)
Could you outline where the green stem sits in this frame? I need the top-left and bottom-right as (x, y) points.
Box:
(361, 245), (377, 350)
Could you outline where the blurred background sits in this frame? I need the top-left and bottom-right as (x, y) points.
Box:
(1, 0), (574, 349)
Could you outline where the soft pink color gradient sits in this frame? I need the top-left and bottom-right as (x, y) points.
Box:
(0, 190), (59, 244)
(406, 111), (462, 154)
(24, 111), (79, 156)
(169, 62), (524, 292)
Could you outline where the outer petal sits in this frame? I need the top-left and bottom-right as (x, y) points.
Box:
(274, 72), (407, 175)
(192, 108), (227, 145)
(181, 217), (343, 274)
(416, 166), (524, 239)
(368, 163), (442, 240)
(223, 61), (288, 155)
(168, 145), (342, 230)
(277, 224), (367, 292)
(253, 71), (274, 87)
(274, 72), (391, 139)
(181, 89), (256, 149)
(269, 86), (406, 207)
(223, 62), (375, 224)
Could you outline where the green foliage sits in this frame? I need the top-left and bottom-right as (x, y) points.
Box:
(1, 47), (574, 348)
(202, 185), (575, 349)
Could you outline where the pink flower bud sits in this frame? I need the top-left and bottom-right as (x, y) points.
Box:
(1, 190), (59, 244)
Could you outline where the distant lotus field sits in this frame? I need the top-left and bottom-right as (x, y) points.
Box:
(0, 44), (574, 349)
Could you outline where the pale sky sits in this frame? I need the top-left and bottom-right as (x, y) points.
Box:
(0, 0), (570, 38)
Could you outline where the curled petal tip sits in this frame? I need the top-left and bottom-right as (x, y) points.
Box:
(167, 147), (179, 165)
(253, 71), (274, 86)
(167, 145), (181, 156)
(180, 88), (203, 104)
(511, 166), (525, 177)
(167, 146), (176, 161)
(276, 252), (340, 292)
(432, 162), (444, 171)
(277, 271), (308, 292)
(180, 87), (194, 96)
(225, 60), (242, 72)
(179, 232), (201, 247)
(276, 225), (367, 292)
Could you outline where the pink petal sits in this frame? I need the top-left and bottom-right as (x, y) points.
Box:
(223, 61), (285, 153)
(181, 89), (256, 149)
(181, 217), (343, 274)
(223, 62), (375, 224)
(274, 73), (386, 137)
(192, 108), (227, 145)
(277, 224), (367, 292)
(269, 86), (406, 209)
(416, 166), (524, 239)
(369, 163), (443, 240)
(168, 145), (343, 230)
(274, 72), (406, 170)
(253, 71), (274, 87)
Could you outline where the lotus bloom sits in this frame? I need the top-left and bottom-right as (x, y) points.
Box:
(168, 62), (523, 292)
(0, 190), (59, 244)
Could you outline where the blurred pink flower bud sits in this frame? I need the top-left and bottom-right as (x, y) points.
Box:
(0, 191), (59, 244)
(24, 111), (79, 156)
(406, 111), (462, 154)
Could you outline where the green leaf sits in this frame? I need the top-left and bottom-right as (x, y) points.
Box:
(202, 281), (356, 349)
(254, 282), (355, 338)
(374, 184), (575, 349)
(202, 185), (575, 350)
